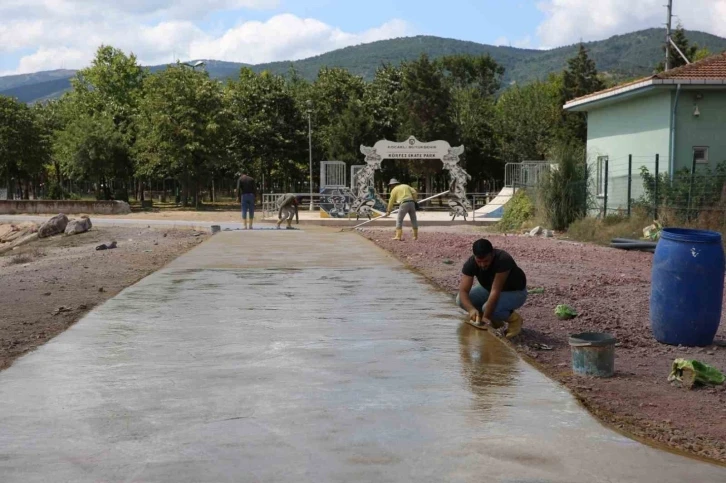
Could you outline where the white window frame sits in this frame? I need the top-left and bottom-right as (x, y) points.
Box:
(596, 156), (608, 197)
(693, 146), (709, 165)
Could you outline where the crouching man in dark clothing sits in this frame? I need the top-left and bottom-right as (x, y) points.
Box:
(456, 239), (527, 338)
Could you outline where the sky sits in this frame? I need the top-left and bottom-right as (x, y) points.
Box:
(1, 0), (726, 76)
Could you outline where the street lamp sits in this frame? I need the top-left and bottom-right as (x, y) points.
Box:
(181, 61), (206, 71)
(307, 99), (314, 211)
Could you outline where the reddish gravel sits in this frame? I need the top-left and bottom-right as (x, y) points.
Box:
(361, 228), (726, 464)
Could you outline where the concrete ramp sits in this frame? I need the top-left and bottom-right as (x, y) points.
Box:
(474, 187), (514, 221)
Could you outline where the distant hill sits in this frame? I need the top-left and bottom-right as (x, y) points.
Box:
(3, 28), (726, 103)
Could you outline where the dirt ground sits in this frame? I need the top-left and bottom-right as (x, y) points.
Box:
(361, 228), (726, 464)
(0, 223), (209, 371)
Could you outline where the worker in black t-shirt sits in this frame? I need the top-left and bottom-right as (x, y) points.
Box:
(456, 238), (528, 338)
(235, 172), (256, 230)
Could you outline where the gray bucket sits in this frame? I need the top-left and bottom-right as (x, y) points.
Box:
(568, 332), (616, 378)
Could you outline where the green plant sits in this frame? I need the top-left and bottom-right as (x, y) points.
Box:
(46, 182), (68, 200)
(639, 161), (726, 223)
(555, 304), (578, 320)
(497, 189), (534, 231)
(537, 142), (589, 231)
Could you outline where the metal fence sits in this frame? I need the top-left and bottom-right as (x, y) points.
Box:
(595, 154), (726, 228)
(504, 161), (555, 189)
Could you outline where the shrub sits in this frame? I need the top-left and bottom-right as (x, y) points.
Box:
(46, 183), (68, 200)
(497, 189), (534, 231)
(537, 143), (589, 231)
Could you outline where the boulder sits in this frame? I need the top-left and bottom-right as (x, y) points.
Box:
(529, 226), (543, 237)
(65, 216), (92, 236)
(38, 214), (69, 238)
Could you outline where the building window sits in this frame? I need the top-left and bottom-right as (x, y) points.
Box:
(596, 156), (608, 197)
(693, 147), (709, 164)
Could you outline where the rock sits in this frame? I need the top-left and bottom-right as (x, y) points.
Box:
(65, 216), (92, 236)
(38, 214), (69, 239)
(95, 241), (117, 251)
(529, 226), (543, 237)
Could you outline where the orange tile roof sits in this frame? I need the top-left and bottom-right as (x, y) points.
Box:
(655, 51), (726, 79)
(566, 51), (726, 107)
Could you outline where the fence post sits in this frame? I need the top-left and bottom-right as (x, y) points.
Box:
(603, 157), (609, 217)
(654, 154), (660, 221)
(627, 155), (632, 218)
(687, 149), (697, 222)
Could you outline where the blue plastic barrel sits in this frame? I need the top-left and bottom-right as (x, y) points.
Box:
(650, 228), (725, 346)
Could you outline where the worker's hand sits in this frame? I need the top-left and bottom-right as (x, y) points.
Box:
(468, 309), (481, 325)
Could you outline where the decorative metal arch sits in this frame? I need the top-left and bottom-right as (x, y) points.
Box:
(356, 136), (471, 219)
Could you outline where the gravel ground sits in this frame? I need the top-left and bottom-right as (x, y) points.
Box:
(0, 224), (209, 371)
(361, 228), (726, 464)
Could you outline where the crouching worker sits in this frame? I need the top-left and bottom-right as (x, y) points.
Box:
(456, 239), (527, 338)
(276, 193), (299, 229)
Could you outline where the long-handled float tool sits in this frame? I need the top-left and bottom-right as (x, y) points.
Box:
(340, 190), (450, 232)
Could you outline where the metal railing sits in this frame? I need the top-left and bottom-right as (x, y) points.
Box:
(504, 161), (554, 188)
(261, 191), (499, 221)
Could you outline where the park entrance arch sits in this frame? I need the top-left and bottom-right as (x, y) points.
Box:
(355, 136), (471, 218)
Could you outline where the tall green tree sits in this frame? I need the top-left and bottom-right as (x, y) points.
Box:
(398, 54), (454, 143)
(439, 54), (504, 189)
(134, 64), (231, 208)
(561, 44), (605, 143)
(225, 69), (306, 193)
(59, 45), (146, 199)
(0, 96), (49, 199)
(657, 23), (699, 72)
(364, 64), (403, 142)
(495, 76), (562, 162)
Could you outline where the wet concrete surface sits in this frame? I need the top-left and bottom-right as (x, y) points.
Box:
(0, 228), (724, 482)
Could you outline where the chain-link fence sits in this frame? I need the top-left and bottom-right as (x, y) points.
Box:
(596, 154), (726, 229)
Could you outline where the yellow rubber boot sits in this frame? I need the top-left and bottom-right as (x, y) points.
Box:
(505, 311), (523, 339)
(412, 227), (419, 241)
(392, 228), (403, 241)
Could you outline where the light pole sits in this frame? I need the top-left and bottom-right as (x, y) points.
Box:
(181, 60), (206, 71)
(307, 99), (314, 211)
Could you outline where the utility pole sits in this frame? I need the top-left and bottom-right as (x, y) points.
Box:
(307, 100), (314, 211)
(665, 0), (673, 71)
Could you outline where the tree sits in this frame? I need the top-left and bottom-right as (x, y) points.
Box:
(225, 69), (306, 193)
(0, 96), (49, 199)
(495, 76), (562, 163)
(561, 44), (605, 143)
(134, 64), (231, 208)
(398, 54), (454, 143)
(657, 23), (699, 72)
(436, 54), (504, 97)
(363, 64), (403, 142)
(439, 54), (504, 189)
(63, 45), (146, 200)
(53, 110), (129, 200)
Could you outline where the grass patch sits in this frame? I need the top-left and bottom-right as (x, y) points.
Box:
(567, 210), (651, 245)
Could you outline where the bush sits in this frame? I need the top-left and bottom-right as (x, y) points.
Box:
(46, 183), (68, 200)
(537, 143), (589, 231)
(497, 189), (534, 231)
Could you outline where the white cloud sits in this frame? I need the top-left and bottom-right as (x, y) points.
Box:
(537, 0), (726, 47)
(189, 15), (411, 64)
(0, 0), (412, 75)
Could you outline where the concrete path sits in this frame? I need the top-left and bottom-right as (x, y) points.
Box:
(0, 228), (724, 482)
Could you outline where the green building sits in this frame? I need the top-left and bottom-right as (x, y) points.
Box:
(564, 53), (726, 213)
